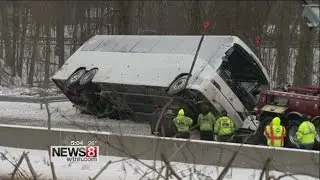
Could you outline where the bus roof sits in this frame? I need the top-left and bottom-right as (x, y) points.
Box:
(81, 35), (235, 62)
(53, 35), (270, 87)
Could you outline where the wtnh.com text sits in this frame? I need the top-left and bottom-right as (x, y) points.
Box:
(67, 157), (98, 162)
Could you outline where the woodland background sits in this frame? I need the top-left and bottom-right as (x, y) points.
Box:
(0, 0), (319, 88)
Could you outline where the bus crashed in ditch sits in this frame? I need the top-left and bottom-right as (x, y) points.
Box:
(52, 35), (270, 138)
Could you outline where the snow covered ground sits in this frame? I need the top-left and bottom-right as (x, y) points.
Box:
(0, 85), (61, 97)
(0, 85), (150, 134)
(0, 85), (199, 138)
(0, 146), (317, 180)
(0, 101), (151, 135)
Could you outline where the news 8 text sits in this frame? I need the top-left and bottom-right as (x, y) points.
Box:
(86, 146), (98, 157)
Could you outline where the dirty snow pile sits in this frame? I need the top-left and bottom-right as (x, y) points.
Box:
(0, 146), (317, 180)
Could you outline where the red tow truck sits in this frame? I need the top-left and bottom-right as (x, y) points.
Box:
(254, 85), (320, 149)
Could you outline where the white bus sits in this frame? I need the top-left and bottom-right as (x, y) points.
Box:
(52, 35), (270, 136)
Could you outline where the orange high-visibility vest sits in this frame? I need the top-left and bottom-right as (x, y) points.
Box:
(264, 125), (286, 147)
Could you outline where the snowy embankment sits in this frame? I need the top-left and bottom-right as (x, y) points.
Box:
(0, 101), (150, 135)
(0, 86), (150, 135)
(0, 85), (61, 97)
(0, 146), (317, 180)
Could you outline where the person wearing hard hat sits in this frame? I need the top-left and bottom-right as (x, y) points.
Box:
(296, 114), (316, 150)
(197, 105), (216, 141)
(173, 109), (193, 139)
(264, 117), (286, 147)
(214, 110), (235, 142)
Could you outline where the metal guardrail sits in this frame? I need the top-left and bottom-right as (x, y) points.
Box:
(0, 124), (319, 178)
(0, 95), (69, 103)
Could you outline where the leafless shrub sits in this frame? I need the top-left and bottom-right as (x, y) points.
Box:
(0, 151), (40, 180)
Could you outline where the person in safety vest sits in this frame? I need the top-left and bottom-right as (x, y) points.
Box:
(214, 111), (235, 142)
(173, 109), (193, 139)
(197, 105), (216, 141)
(296, 114), (316, 150)
(264, 117), (286, 147)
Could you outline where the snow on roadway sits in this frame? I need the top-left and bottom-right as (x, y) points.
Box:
(0, 146), (317, 180)
(0, 100), (151, 135)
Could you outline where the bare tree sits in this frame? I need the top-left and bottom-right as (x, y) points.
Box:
(203, 1), (217, 26)
(136, 1), (145, 34)
(293, 20), (315, 86)
(28, 22), (40, 87)
(189, 0), (201, 35)
(0, 2), (14, 70)
(17, 7), (28, 78)
(155, 1), (166, 34)
(70, 1), (85, 54)
(113, 1), (134, 35)
(318, 31), (320, 85)
(275, 1), (293, 85)
(55, 1), (65, 68)
(0, 0), (316, 89)
(44, 23), (51, 86)
(211, 1), (273, 59)
(10, 2), (21, 77)
(0, 11), (2, 59)
(78, 2), (87, 45)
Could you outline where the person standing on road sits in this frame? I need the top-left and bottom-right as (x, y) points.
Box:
(296, 114), (316, 150)
(264, 117), (286, 147)
(173, 109), (193, 139)
(197, 105), (216, 141)
(214, 110), (235, 142)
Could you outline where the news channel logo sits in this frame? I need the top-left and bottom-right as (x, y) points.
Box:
(50, 141), (99, 163)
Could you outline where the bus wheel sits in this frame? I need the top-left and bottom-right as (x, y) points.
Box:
(79, 68), (98, 86)
(65, 68), (86, 89)
(167, 75), (188, 95)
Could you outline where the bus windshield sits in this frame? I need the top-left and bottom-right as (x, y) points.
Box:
(217, 44), (269, 110)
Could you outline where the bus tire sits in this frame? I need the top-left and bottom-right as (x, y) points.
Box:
(167, 75), (188, 95)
